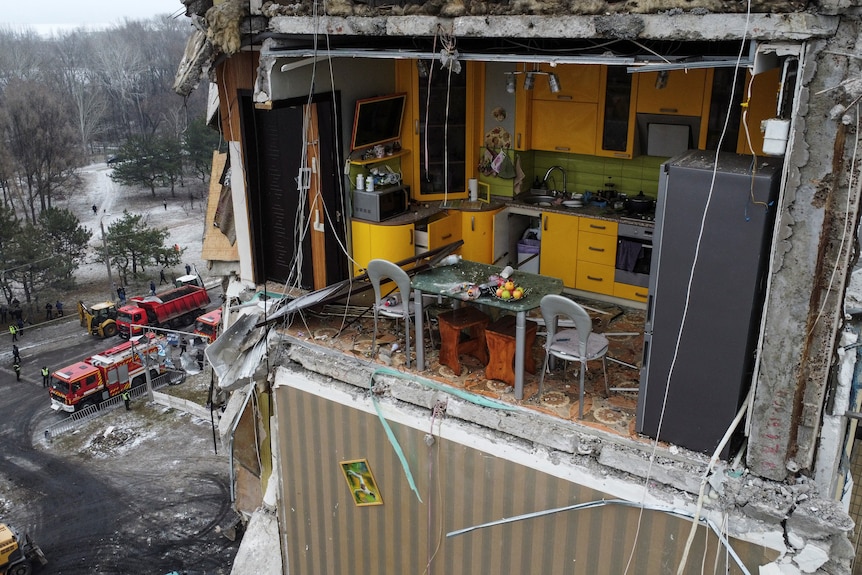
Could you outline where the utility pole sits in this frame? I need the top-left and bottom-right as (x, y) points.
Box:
(99, 215), (114, 302)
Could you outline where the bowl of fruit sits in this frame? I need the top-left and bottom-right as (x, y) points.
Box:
(492, 279), (527, 302)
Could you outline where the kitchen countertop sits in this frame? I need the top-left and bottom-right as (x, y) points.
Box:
(354, 196), (655, 228)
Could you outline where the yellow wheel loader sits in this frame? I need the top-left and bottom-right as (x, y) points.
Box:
(0, 523), (46, 575)
(78, 300), (118, 338)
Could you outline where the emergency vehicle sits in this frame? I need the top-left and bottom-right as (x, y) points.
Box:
(49, 335), (163, 412)
(193, 308), (222, 343)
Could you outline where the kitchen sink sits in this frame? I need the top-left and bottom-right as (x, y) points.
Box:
(517, 194), (557, 205)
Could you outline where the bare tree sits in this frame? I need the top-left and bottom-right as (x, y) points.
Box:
(1, 80), (82, 220)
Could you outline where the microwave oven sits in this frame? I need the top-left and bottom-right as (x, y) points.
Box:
(352, 185), (409, 222)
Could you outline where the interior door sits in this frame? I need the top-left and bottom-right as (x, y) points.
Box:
(240, 91), (349, 288)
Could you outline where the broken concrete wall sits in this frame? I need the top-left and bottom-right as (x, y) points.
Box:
(749, 22), (862, 481)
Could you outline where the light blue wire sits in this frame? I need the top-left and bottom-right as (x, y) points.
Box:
(369, 367), (519, 503)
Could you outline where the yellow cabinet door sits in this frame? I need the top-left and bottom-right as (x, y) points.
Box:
(575, 261), (615, 296)
(577, 231), (617, 266)
(460, 209), (498, 264)
(636, 69), (708, 116)
(351, 220), (415, 276)
(579, 216), (618, 236)
(428, 211), (461, 251)
(531, 63), (601, 103)
(539, 212), (579, 288)
(614, 282), (649, 304)
(530, 100), (597, 155)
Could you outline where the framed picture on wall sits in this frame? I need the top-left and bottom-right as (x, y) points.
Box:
(340, 459), (383, 506)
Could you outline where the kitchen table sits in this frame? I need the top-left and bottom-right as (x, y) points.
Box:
(412, 259), (564, 400)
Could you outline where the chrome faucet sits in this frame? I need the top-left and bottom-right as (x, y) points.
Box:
(543, 166), (567, 196)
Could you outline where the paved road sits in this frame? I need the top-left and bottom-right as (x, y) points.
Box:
(0, 319), (239, 574)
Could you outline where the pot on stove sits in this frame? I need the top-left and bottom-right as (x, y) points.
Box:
(625, 191), (654, 214)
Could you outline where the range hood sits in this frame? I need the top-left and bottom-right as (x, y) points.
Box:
(636, 113), (701, 157)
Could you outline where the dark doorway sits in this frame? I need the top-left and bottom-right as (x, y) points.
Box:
(239, 91), (349, 288)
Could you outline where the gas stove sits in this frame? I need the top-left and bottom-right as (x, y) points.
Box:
(619, 211), (656, 224)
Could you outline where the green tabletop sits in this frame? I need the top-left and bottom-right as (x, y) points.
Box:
(411, 260), (563, 313)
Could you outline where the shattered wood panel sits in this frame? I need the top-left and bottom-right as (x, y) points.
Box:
(216, 52), (258, 142)
(202, 151), (240, 262)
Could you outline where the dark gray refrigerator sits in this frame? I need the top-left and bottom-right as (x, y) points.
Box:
(636, 150), (782, 457)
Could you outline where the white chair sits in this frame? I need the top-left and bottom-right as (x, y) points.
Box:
(537, 294), (609, 419)
(367, 259), (423, 368)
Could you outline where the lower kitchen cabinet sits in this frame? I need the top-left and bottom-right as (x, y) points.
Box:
(351, 219), (415, 276)
(427, 210), (460, 251)
(575, 217), (617, 295)
(614, 282), (648, 303)
(540, 211), (579, 287)
(461, 208), (503, 264)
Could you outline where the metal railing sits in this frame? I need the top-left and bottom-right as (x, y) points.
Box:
(44, 372), (181, 440)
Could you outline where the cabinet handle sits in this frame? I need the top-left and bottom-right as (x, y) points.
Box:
(589, 224), (606, 230)
(543, 215), (548, 231)
(556, 95), (572, 101)
(409, 229), (413, 245)
(636, 291), (647, 299)
(586, 275), (603, 282)
(659, 108), (678, 114)
(517, 133), (521, 148)
(471, 216), (475, 232)
(441, 233), (452, 240)
(588, 246), (605, 252)
(415, 119), (419, 135)
(554, 146), (571, 152)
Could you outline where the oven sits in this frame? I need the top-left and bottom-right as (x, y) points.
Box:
(615, 221), (654, 287)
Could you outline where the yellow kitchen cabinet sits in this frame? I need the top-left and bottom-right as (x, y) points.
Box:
(577, 230), (617, 266)
(540, 211), (579, 288)
(596, 66), (639, 159)
(614, 282), (648, 304)
(636, 69), (709, 117)
(351, 219), (415, 276)
(531, 63), (601, 103)
(427, 210), (461, 251)
(530, 100), (597, 155)
(576, 261), (615, 296)
(460, 208), (503, 264)
(737, 67), (781, 156)
(575, 217), (617, 295)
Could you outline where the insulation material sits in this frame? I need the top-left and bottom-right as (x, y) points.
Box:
(206, 0), (249, 56)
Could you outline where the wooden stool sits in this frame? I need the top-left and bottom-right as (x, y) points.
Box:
(437, 307), (490, 376)
(485, 315), (538, 386)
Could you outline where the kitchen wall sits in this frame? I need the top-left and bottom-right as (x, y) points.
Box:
(482, 150), (667, 199)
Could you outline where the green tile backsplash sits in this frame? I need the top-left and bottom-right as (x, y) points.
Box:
(490, 150), (668, 199)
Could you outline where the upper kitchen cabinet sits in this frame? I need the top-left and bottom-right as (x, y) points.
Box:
(400, 60), (481, 202)
(531, 64), (601, 103)
(636, 69), (710, 117)
(528, 64), (600, 155)
(596, 66), (639, 159)
(530, 101), (598, 155)
(736, 67), (781, 156)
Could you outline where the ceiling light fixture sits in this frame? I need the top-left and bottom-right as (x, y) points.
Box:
(524, 72), (535, 91)
(548, 72), (561, 93)
(505, 72), (516, 94)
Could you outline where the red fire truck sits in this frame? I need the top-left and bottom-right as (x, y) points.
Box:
(49, 336), (163, 413)
(193, 308), (222, 343)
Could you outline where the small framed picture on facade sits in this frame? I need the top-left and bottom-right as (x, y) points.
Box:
(340, 458), (383, 506)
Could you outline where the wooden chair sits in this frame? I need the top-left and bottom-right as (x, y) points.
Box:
(437, 307), (490, 376)
(485, 315), (538, 386)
